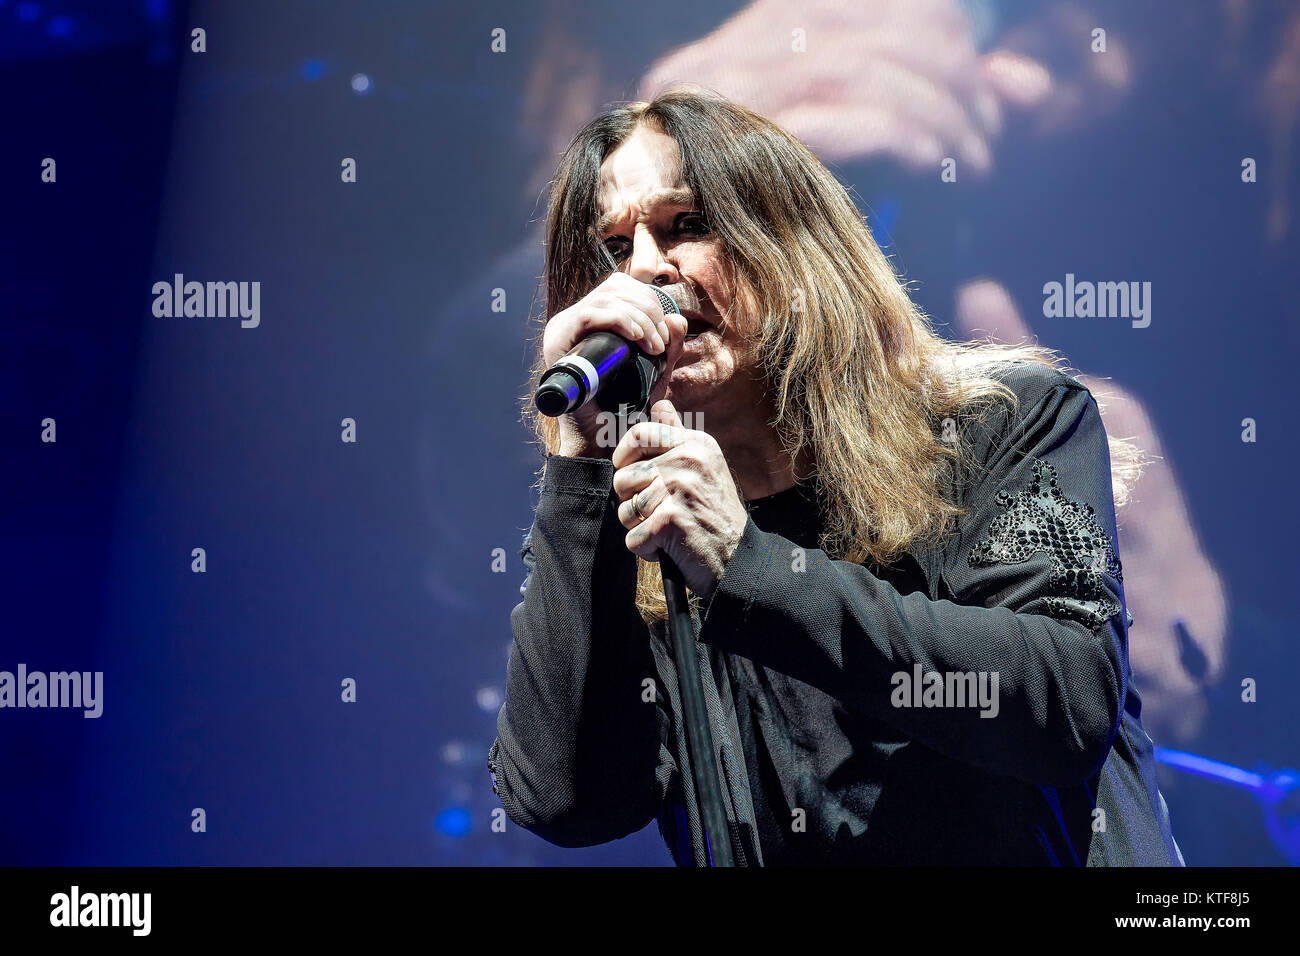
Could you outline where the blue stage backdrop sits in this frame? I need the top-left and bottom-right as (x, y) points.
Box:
(3, 0), (1297, 865)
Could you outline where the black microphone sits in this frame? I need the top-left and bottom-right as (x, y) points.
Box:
(534, 286), (679, 418)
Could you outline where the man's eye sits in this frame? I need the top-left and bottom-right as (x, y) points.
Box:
(677, 213), (710, 236)
(604, 238), (630, 261)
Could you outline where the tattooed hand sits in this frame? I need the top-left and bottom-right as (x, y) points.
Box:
(612, 399), (749, 599)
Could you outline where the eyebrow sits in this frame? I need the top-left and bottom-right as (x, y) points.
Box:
(596, 187), (697, 235)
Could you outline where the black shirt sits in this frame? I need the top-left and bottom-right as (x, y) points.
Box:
(733, 479), (839, 864)
(488, 361), (1185, 866)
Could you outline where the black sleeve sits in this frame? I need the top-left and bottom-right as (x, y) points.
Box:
(697, 378), (1129, 787)
(488, 454), (677, 847)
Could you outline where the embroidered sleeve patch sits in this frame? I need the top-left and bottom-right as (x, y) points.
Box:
(968, 459), (1123, 631)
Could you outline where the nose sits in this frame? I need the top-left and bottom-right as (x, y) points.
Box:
(626, 223), (679, 288)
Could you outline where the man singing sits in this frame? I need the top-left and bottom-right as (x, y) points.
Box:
(488, 88), (1183, 866)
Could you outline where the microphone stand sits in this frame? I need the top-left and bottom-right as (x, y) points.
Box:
(535, 282), (734, 864)
(659, 552), (735, 867)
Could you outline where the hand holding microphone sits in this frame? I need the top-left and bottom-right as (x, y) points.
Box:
(536, 274), (688, 458)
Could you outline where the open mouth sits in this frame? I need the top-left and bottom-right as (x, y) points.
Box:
(683, 313), (712, 340)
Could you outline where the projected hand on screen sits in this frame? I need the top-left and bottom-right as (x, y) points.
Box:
(638, 0), (1053, 174)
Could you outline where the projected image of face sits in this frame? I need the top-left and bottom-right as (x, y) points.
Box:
(596, 125), (766, 424)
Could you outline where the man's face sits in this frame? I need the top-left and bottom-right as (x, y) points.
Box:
(597, 125), (763, 422)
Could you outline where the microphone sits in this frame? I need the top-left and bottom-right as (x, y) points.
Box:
(534, 286), (679, 418)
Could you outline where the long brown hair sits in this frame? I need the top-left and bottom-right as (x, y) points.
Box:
(523, 88), (1139, 623)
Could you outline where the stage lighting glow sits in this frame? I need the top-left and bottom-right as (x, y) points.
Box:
(351, 73), (371, 95)
(301, 59), (324, 80)
(433, 807), (471, 837)
(441, 740), (467, 764)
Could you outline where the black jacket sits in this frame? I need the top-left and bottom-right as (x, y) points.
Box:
(488, 361), (1185, 865)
